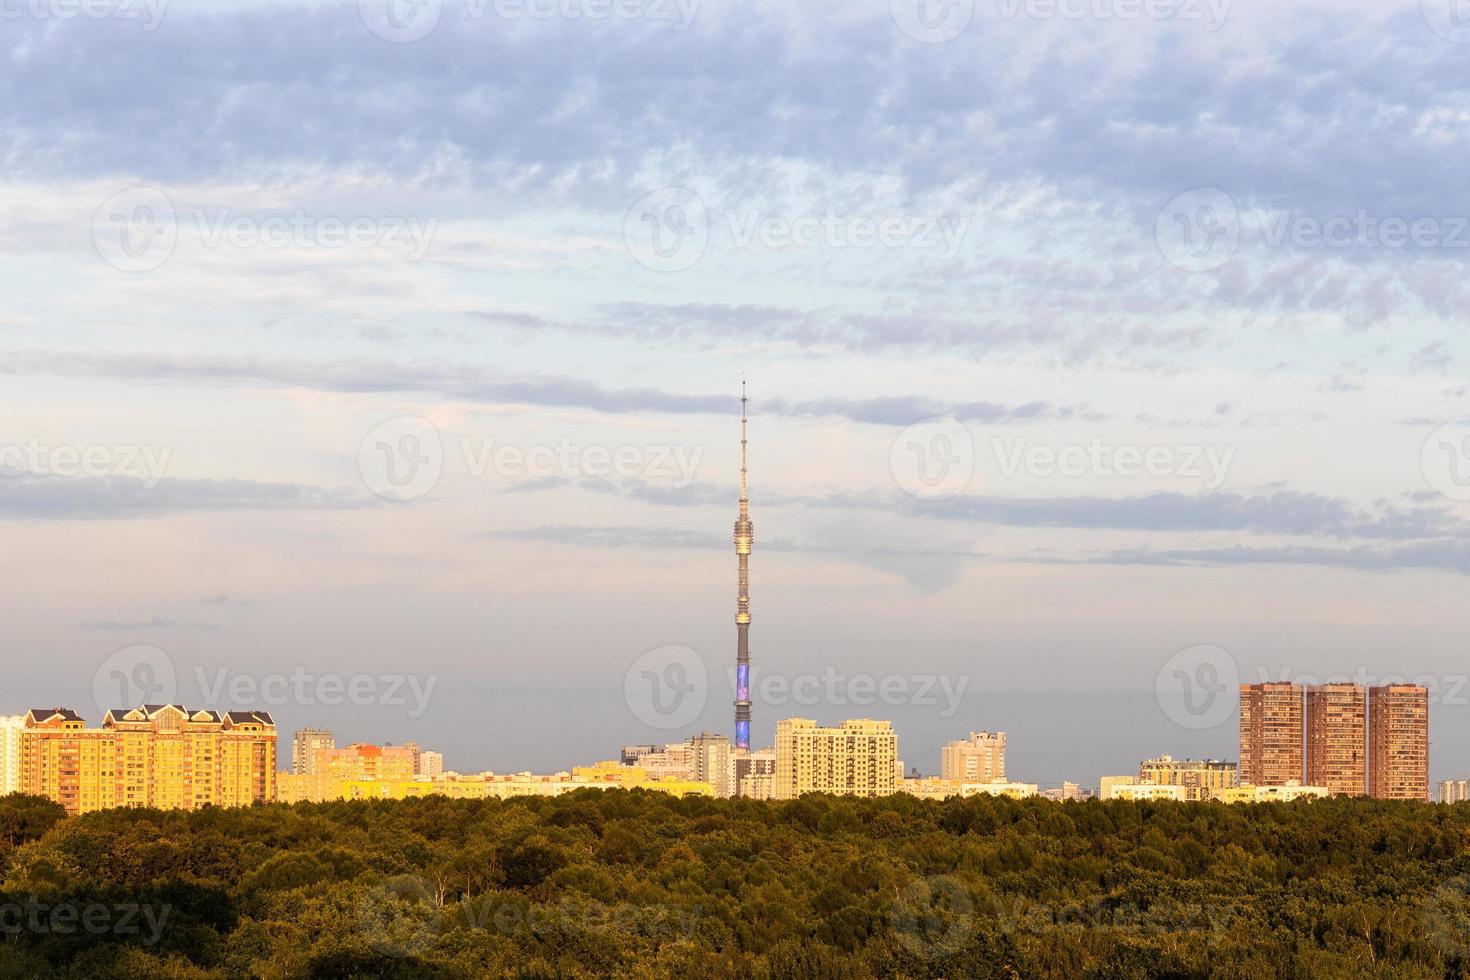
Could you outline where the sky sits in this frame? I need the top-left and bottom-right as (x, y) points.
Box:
(4, 0), (1470, 785)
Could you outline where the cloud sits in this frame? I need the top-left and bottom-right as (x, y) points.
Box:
(0, 472), (373, 520)
(79, 617), (219, 632)
(1, 349), (1076, 426)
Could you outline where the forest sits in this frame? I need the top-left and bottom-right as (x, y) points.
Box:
(2, 790), (1470, 978)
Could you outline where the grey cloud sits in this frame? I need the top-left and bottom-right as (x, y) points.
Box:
(522, 475), (1470, 543)
(2, 349), (1072, 426)
(79, 617), (220, 632)
(0, 472), (372, 520)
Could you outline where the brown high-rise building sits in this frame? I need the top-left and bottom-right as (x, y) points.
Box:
(1368, 685), (1429, 800)
(1305, 684), (1367, 795)
(1239, 683), (1303, 786)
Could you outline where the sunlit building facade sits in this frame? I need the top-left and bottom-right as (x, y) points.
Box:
(940, 731), (1006, 783)
(773, 718), (897, 799)
(1305, 684), (1367, 796)
(1369, 685), (1429, 801)
(1240, 682), (1304, 786)
(20, 705), (275, 815)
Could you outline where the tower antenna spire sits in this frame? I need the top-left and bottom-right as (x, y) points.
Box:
(733, 378), (753, 750)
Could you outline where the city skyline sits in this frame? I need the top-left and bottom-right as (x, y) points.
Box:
(6, 0), (1470, 791)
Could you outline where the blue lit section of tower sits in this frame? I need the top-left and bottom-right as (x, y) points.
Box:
(734, 381), (754, 750)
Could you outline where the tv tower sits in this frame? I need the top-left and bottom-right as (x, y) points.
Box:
(733, 380), (754, 750)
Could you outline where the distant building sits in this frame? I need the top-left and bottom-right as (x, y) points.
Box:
(773, 718), (897, 799)
(620, 744), (659, 766)
(1137, 755), (1238, 801)
(1369, 685), (1429, 801)
(634, 742), (697, 781)
(1240, 683), (1304, 786)
(291, 727), (335, 775)
(1305, 684), (1367, 796)
(1212, 782), (1329, 804)
(1041, 782), (1084, 802)
(689, 733), (735, 798)
(1439, 779), (1470, 804)
(417, 750), (444, 779)
(940, 732), (1006, 783)
(1099, 778), (1187, 802)
(735, 748), (775, 799)
(0, 715), (24, 795)
(21, 705), (275, 815)
(900, 777), (1037, 801)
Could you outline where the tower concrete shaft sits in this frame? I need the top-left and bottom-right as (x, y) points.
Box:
(734, 381), (753, 749)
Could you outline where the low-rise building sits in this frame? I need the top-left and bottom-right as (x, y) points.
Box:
(899, 777), (1037, 801)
